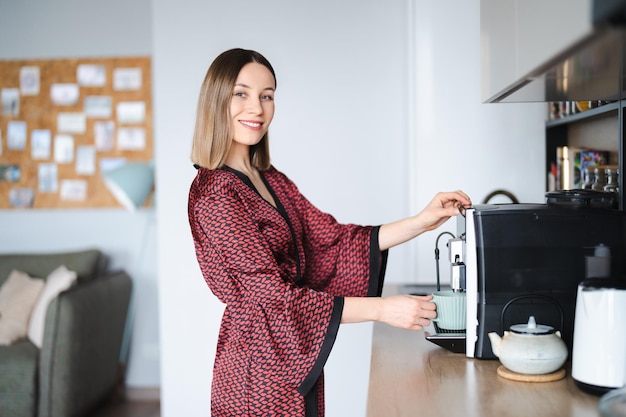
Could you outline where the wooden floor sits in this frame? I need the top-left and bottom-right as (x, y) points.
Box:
(90, 400), (160, 417)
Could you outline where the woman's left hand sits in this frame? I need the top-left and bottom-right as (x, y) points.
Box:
(415, 190), (472, 232)
(379, 190), (472, 251)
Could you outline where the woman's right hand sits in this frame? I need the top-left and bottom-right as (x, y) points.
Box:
(377, 294), (437, 331)
(341, 294), (437, 331)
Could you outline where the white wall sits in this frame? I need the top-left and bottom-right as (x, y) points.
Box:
(410, 0), (547, 287)
(153, 1), (410, 415)
(0, 0), (159, 390)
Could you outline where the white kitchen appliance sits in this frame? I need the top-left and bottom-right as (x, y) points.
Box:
(572, 277), (626, 395)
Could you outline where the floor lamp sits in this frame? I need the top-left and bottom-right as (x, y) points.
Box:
(102, 161), (155, 398)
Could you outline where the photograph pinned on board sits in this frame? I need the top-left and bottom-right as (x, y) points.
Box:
(75, 145), (96, 175)
(60, 179), (87, 202)
(51, 83), (80, 106)
(0, 165), (20, 182)
(77, 64), (106, 87)
(113, 67), (142, 91)
(20, 66), (40, 96)
(57, 113), (86, 134)
(99, 157), (126, 173)
(31, 129), (52, 160)
(38, 163), (58, 193)
(84, 96), (113, 118)
(9, 188), (34, 208)
(54, 134), (74, 164)
(7, 121), (27, 150)
(116, 101), (146, 124)
(117, 127), (146, 150)
(1, 88), (20, 116)
(94, 120), (115, 151)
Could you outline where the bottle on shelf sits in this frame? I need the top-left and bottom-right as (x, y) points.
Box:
(592, 166), (608, 191)
(582, 166), (596, 190)
(604, 167), (619, 193)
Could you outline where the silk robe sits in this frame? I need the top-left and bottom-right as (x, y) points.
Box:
(188, 166), (387, 416)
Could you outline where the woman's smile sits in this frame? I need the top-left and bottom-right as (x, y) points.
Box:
(239, 120), (263, 130)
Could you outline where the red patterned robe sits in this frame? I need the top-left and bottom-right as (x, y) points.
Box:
(188, 166), (387, 416)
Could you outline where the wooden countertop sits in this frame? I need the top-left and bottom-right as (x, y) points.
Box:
(366, 285), (601, 417)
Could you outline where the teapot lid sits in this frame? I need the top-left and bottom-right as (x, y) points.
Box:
(509, 316), (555, 335)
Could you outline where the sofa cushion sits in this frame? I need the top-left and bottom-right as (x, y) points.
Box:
(0, 249), (107, 286)
(28, 265), (77, 348)
(0, 339), (39, 417)
(0, 270), (44, 345)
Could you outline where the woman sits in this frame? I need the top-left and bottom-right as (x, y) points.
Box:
(188, 48), (471, 417)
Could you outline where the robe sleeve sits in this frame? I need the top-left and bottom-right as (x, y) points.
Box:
(275, 171), (389, 297)
(188, 173), (342, 395)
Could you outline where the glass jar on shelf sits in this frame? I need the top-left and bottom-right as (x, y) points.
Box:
(604, 167), (619, 193)
(592, 166), (608, 191)
(582, 166), (596, 190)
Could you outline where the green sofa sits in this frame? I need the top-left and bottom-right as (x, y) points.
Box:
(0, 249), (132, 417)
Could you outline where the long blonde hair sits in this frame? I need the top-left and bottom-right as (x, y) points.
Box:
(190, 48), (276, 170)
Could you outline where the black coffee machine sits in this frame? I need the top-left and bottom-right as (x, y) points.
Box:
(449, 203), (626, 359)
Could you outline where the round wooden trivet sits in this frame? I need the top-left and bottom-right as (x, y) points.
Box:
(496, 365), (566, 382)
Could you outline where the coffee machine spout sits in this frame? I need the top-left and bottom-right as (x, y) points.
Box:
(448, 236), (466, 292)
(451, 260), (466, 292)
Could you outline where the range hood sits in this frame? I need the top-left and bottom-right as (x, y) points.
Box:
(487, 0), (626, 103)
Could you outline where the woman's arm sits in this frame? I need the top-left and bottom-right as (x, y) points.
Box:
(378, 190), (471, 251)
(353, 190), (471, 330)
(341, 294), (437, 331)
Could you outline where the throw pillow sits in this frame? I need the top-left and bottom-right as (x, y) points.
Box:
(27, 265), (78, 348)
(0, 270), (45, 345)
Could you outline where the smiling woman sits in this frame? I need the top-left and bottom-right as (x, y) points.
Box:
(187, 48), (471, 417)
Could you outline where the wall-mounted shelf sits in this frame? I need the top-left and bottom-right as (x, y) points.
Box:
(546, 101), (620, 127)
(545, 100), (624, 210)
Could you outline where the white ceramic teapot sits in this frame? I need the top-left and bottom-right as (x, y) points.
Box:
(488, 316), (568, 375)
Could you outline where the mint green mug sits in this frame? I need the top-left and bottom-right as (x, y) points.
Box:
(431, 290), (466, 331)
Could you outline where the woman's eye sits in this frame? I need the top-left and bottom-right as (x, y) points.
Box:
(261, 95), (274, 101)
(233, 92), (245, 98)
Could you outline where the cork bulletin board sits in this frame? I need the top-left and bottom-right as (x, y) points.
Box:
(0, 56), (153, 209)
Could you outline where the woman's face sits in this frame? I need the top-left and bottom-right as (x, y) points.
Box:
(230, 62), (275, 147)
